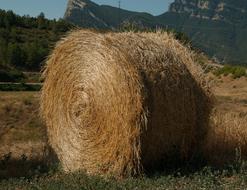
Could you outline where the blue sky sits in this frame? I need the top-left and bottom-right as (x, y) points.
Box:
(0, 0), (174, 19)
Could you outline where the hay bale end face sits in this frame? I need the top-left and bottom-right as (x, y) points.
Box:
(41, 30), (212, 177)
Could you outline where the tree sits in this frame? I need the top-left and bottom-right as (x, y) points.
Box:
(52, 18), (72, 33)
(24, 42), (48, 70)
(37, 12), (46, 29)
(38, 12), (45, 19)
(0, 37), (8, 65)
(7, 43), (25, 67)
(0, 9), (72, 72)
(4, 10), (16, 28)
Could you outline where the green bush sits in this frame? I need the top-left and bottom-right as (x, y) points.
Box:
(214, 65), (247, 78)
(0, 83), (41, 91)
(0, 67), (24, 82)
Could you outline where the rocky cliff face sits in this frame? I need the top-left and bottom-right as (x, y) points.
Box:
(64, 0), (110, 28)
(169, 0), (247, 22)
(65, 0), (247, 26)
(65, 0), (88, 14)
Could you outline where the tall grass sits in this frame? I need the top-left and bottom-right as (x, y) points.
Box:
(204, 111), (247, 166)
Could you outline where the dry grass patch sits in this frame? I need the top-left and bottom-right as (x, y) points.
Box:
(203, 111), (247, 166)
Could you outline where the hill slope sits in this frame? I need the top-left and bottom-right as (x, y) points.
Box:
(162, 0), (247, 65)
(0, 10), (73, 82)
(64, 0), (156, 29)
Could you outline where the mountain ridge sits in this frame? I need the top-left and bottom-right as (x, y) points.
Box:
(64, 0), (247, 65)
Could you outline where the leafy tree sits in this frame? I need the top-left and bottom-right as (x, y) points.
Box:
(0, 38), (8, 64)
(0, 8), (73, 74)
(7, 43), (25, 67)
(4, 10), (16, 28)
(37, 12), (46, 29)
(53, 18), (72, 33)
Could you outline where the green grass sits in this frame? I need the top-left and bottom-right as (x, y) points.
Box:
(214, 65), (247, 79)
(2, 163), (247, 190)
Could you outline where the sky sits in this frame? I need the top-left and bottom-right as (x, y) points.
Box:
(0, 0), (174, 19)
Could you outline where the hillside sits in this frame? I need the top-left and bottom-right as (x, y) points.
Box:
(64, 0), (247, 65)
(64, 0), (156, 29)
(162, 0), (247, 65)
(0, 10), (73, 82)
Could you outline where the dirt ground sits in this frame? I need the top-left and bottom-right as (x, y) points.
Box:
(0, 92), (46, 160)
(202, 75), (247, 165)
(212, 76), (247, 115)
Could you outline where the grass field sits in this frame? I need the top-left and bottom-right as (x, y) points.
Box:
(0, 75), (246, 189)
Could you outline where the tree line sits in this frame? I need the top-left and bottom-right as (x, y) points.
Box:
(0, 9), (73, 72)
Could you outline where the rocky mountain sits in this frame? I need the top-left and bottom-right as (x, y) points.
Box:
(64, 0), (247, 65)
(162, 0), (247, 64)
(169, 0), (247, 23)
(64, 0), (156, 29)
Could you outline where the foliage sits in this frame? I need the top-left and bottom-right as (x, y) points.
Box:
(214, 65), (247, 78)
(0, 9), (73, 82)
(120, 22), (191, 46)
(2, 164), (247, 189)
(0, 83), (41, 91)
(0, 65), (24, 82)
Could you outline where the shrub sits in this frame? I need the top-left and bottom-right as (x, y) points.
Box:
(214, 65), (247, 78)
(0, 67), (24, 82)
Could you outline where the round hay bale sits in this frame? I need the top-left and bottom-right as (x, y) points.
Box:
(41, 30), (212, 177)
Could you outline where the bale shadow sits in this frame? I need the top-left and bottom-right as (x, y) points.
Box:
(140, 66), (213, 176)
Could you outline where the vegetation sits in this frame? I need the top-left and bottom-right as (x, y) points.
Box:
(0, 83), (41, 91)
(2, 164), (247, 189)
(0, 9), (73, 82)
(120, 22), (191, 47)
(214, 65), (247, 78)
(0, 64), (24, 82)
